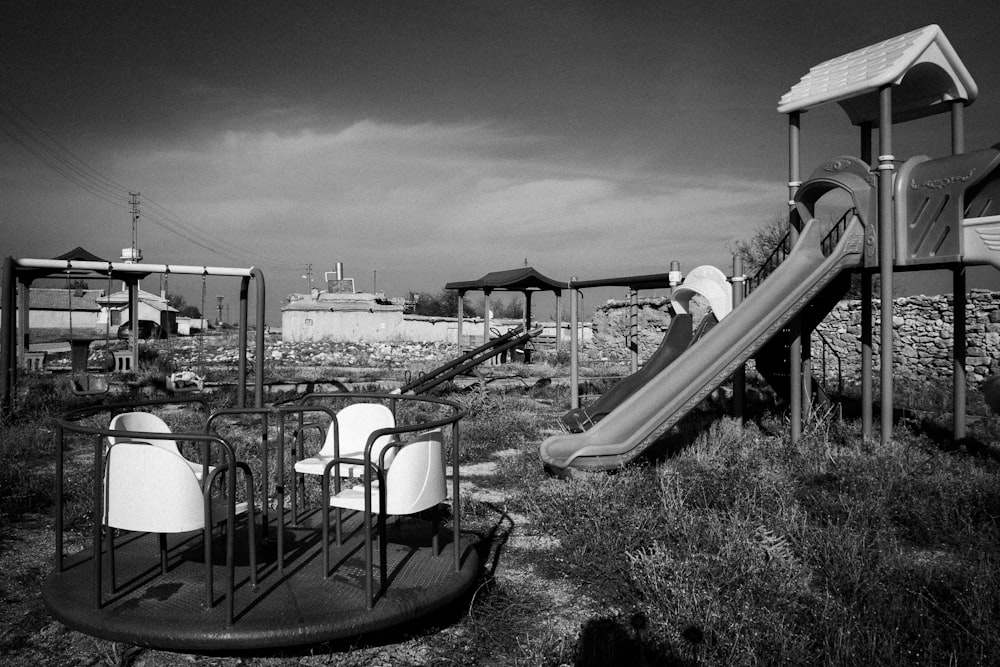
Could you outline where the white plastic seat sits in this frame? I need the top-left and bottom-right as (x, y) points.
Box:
(323, 429), (447, 609)
(103, 441), (257, 622)
(326, 429), (446, 514)
(108, 412), (215, 481)
(294, 402), (397, 481)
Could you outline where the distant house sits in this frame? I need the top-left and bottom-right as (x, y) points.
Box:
(20, 287), (104, 331)
(282, 289), (406, 343)
(96, 289), (178, 336)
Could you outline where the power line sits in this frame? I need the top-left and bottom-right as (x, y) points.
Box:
(0, 91), (309, 275)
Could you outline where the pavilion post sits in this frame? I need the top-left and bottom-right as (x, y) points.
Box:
(523, 291), (533, 364)
(554, 291), (562, 355)
(456, 290), (464, 353)
(482, 289), (491, 353)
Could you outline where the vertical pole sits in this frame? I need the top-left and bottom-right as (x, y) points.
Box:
(788, 111), (802, 444)
(952, 100), (967, 441)
(570, 279), (579, 410)
(456, 291), (464, 353)
(524, 291), (533, 364)
(629, 289), (639, 374)
(877, 85), (895, 446)
(554, 291), (562, 355)
(1, 256), (15, 413)
(482, 289), (491, 351)
(128, 280), (139, 371)
(17, 277), (30, 366)
(861, 272), (873, 438)
(237, 276), (249, 409)
(252, 269), (266, 409)
(732, 256), (745, 424)
(860, 122), (874, 440)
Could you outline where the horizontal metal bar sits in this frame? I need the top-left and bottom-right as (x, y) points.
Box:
(14, 258), (255, 277)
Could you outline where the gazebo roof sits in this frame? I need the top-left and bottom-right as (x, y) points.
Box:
(53, 247), (110, 264)
(778, 24), (977, 124)
(570, 272), (678, 290)
(445, 267), (565, 293)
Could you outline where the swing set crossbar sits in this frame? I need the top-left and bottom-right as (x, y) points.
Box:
(13, 259), (255, 278)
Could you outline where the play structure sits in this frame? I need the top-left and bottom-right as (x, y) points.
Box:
(542, 25), (1000, 475)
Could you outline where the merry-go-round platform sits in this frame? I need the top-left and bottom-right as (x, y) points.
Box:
(43, 509), (480, 651)
(42, 394), (480, 652)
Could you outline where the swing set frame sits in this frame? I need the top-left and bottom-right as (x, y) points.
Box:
(0, 256), (266, 414)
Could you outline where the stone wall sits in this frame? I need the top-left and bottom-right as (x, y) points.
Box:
(592, 290), (1000, 385)
(813, 290), (1000, 386)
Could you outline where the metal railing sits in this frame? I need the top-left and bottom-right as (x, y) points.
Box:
(745, 207), (858, 296)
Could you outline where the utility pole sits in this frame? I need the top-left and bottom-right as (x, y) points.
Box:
(129, 192), (140, 253)
(304, 263), (313, 293)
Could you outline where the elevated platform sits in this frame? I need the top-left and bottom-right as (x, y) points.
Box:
(43, 510), (480, 652)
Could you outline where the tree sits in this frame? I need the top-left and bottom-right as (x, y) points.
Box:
(166, 292), (201, 318)
(411, 290), (479, 317)
(727, 215), (790, 282)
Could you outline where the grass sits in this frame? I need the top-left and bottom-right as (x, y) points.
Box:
(2, 366), (1000, 665)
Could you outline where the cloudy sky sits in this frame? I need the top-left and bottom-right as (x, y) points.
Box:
(3, 1), (1000, 323)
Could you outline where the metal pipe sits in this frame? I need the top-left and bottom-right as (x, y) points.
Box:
(878, 85), (895, 446)
(252, 268), (266, 408)
(731, 257), (745, 424)
(13, 258), (255, 277)
(238, 276), (249, 408)
(788, 111), (802, 444)
(860, 122), (874, 441)
(953, 100), (967, 442)
(570, 278), (579, 410)
(1, 256), (14, 412)
(456, 291), (464, 354)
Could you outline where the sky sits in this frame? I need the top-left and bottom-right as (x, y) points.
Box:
(3, 1), (1000, 324)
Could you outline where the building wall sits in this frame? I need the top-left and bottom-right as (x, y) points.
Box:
(20, 309), (100, 330)
(282, 309), (407, 342)
(281, 309), (591, 345)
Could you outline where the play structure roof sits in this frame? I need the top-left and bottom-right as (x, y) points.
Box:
(778, 24), (977, 124)
(445, 267), (565, 293)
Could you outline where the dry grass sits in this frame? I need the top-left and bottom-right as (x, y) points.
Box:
(3, 369), (1000, 665)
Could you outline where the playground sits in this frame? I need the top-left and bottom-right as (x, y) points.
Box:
(2, 24), (1000, 666)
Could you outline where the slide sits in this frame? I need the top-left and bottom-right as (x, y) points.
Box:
(560, 313), (725, 432)
(560, 314), (693, 432)
(559, 265), (732, 432)
(540, 215), (866, 474)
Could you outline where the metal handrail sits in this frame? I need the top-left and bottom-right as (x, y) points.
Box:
(814, 328), (843, 395)
(745, 207), (858, 296)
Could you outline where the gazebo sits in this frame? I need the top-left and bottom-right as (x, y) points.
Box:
(445, 266), (566, 363)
